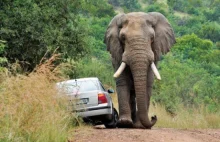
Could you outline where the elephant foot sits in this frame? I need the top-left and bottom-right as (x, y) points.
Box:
(133, 115), (157, 129)
(133, 121), (145, 129)
(117, 117), (133, 128)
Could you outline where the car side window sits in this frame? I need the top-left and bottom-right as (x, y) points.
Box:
(99, 81), (106, 91)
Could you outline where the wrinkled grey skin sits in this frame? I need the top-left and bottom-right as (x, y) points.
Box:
(104, 12), (175, 129)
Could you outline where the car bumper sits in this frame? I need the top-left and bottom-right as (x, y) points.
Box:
(74, 104), (112, 117)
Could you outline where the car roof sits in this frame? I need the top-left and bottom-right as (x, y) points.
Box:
(57, 77), (99, 84)
(75, 77), (99, 81)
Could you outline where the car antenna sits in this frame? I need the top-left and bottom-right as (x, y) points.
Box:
(74, 70), (77, 85)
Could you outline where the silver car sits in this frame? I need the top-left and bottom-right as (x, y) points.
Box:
(57, 77), (118, 128)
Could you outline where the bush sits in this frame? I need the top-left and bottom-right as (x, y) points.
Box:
(197, 22), (220, 42)
(75, 57), (115, 87)
(153, 53), (220, 114)
(0, 1), (90, 71)
(172, 34), (213, 61)
(145, 3), (169, 17)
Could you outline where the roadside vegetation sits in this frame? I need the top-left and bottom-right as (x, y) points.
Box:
(0, 0), (219, 141)
(151, 103), (220, 129)
(0, 55), (77, 141)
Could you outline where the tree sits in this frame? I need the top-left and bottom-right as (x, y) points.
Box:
(172, 34), (213, 61)
(0, 0), (90, 72)
(145, 3), (169, 17)
(108, 0), (141, 12)
(197, 22), (220, 42)
(167, 0), (189, 12)
(153, 53), (220, 113)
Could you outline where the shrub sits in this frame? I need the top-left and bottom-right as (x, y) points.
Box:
(153, 53), (220, 114)
(75, 57), (115, 88)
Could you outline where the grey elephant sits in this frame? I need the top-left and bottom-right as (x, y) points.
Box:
(104, 12), (176, 129)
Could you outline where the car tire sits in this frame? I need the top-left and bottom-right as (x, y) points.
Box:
(104, 108), (119, 128)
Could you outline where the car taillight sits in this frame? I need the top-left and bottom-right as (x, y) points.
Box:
(98, 93), (107, 104)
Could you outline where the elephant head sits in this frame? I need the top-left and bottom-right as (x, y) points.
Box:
(104, 12), (175, 129)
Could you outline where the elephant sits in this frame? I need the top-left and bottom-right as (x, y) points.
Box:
(104, 12), (176, 129)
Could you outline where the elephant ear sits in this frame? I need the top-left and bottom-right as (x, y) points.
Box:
(104, 14), (125, 64)
(146, 12), (176, 61)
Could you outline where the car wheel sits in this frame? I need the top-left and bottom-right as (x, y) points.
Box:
(104, 108), (119, 128)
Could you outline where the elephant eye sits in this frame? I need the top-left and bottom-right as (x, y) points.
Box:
(120, 34), (126, 41)
(124, 20), (129, 25)
(151, 36), (154, 43)
(122, 34), (125, 39)
(146, 19), (151, 25)
(118, 24), (122, 29)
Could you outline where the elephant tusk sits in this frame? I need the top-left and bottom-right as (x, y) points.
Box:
(113, 62), (126, 78)
(151, 63), (161, 80)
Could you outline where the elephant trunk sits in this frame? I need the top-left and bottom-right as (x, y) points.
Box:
(125, 47), (157, 129)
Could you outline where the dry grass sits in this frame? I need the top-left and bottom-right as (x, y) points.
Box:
(0, 55), (76, 142)
(150, 104), (220, 129)
(111, 93), (119, 112)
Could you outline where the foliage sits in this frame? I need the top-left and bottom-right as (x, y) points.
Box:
(88, 16), (114, 62)
(203, 8), (220, 23)
(172, 34), (213, 61)
(197, 22), (220, 43)
(0, 0), (90, 72)
(165, 0), (220, 43)
(167, 0), (191, 12)
(108, 0), (141, 12)
(0, 40), (8, 72)
(172, 34), (220, 75)
(153, 54), (220, 114)
(75, 57), (115, 87)
(145, 2), (169, 17)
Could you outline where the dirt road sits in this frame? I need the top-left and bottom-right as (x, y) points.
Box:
(72, 125), (220, 142)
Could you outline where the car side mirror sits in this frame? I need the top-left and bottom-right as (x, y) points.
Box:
(107, 89), (114, 94)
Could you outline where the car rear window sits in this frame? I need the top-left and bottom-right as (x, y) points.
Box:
(60, 80), (99, 94)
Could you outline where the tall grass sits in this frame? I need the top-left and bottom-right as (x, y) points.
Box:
(149, 103), (220, 129)
(0, 55), (77, 142)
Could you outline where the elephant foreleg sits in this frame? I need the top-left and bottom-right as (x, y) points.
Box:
(116, 77), (133, 128)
